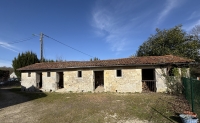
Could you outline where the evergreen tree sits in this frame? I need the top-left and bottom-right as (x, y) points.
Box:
(136, 25), (200, 61)
(90, 57), (100, 61)
(43, 58), (55, 62)
(12, 51), (39, 78)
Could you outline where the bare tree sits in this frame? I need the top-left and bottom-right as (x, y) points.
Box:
(56, 55), (65, 62)
(191, 25), (200, 41)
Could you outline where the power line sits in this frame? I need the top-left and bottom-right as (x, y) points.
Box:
(0, 36), (37, 46)
(44, 34), (94, 58)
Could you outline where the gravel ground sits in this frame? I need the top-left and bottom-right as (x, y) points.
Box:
(0, 88), (38, 123)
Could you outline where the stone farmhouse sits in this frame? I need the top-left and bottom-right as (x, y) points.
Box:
(18, 55), (194, 93)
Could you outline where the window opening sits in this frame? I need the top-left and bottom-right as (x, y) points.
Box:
(116, 70), (122, 77)
(47, 72), (51, 77)
(78, 71), (82, 78)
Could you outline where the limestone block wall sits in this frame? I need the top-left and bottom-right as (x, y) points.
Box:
(21, 72), (37, 91)
(155, 68), (167, 92)
(64, 70), (93, 92)
(42, 72), (58, 91)
(155, 67), (190, 92)
(104, 69), (142, 92)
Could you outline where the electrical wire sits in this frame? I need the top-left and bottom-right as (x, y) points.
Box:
(0, 36), (37, 46)
(44, 34), (94, 58)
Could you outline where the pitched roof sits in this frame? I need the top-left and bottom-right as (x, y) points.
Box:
(17, 55), (194, 71)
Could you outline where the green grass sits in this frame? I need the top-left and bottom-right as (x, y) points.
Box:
(9, 88), (184, 123)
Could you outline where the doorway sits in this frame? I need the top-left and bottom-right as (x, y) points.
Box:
(58, 72), (64, 88)
(142, 69), (156, 92)
(39, 73), (42, 88)
(94, 71), (104, 92)
(36, 73), (42, 88)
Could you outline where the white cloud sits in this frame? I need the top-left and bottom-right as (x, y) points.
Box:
(92, 1), (137, 54)
(187, 11), (200, 20)
(156, 0), (179, 25)
(0, 41), (19, 53)
(93, 9), (112, 31)
(184, 19), (200, 32)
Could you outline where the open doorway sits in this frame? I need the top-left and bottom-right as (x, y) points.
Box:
(39, 73), (42, 88)
(142, 69), (156, 92)
(94, 71), (104, 92)
(58, 72), (64, 88)
(36, 73), (42, 88)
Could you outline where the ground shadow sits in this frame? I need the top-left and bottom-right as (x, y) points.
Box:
(0, 83), (47, 109)
(148, 96), (191, 123)
(169, 115), (182, 123)
(149, 107), (176, 122)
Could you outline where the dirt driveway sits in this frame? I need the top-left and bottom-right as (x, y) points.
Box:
(0, 88), (42, 123)
(0, 88), (29, 108)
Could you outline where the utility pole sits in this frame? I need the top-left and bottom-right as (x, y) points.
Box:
(40, 32), (44, 62)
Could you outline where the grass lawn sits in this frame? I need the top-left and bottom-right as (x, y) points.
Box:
(2, 87), (189, 123)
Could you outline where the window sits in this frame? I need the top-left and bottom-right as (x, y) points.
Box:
(116, 69), (122, 77)
(78, 71), (82, 78)
(47, 72), (51, 77)
(168, 67), (176, 76)
(28, 72), (31, 77)
(168, 68), (174, 76)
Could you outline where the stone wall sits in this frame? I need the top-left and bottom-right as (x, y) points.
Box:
(104, 69), (142, 92)
(155, 68), (167, 92)
(42, 72), (58, 91)
(155, 67), (190, 92)
(21, 66), (187, 93)
(21, 72), (59, 92)
(21, 72), (37, 91)
(64, 70), (94, 92)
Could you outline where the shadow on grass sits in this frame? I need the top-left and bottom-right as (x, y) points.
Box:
(169, 115), (182, 123)
(148, 97), (186, 123)
(149, 107), (175, 122)
(0, 85), (47, 109)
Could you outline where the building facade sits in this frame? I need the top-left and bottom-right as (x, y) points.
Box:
(18, 55), (193, 93)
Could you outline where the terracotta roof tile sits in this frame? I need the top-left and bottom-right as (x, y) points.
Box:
(17, 55), (194, 71)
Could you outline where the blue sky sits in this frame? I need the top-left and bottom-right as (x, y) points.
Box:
(1, 0), (200, 67)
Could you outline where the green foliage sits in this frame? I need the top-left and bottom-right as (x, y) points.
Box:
(0, 70), (9, 81)
(0, 67), (13, 74)
(136, 25), (200, 61)
(90, 57), (100, 61)
(43, 58), (55, 62)
(12, 51), (39, 78)
(181, 68), (188, 77)
(162, 67), (188, 94)
(172, 68), (180, 77)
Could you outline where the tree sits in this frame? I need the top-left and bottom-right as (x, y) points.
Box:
(56, 55), (66, 62)
(43, 58), (55, 62)
(136, 25), (200, 61)
(90, 57), (100, 61)
(0, 66), (14, 74)
(189, 25), (200, 77)
(12, 51), (39, 78)
(191, 25), (200, 41)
